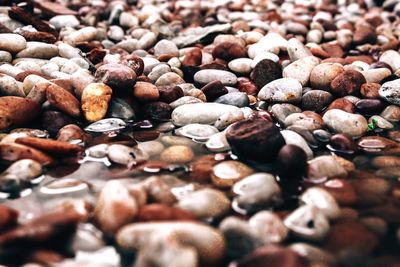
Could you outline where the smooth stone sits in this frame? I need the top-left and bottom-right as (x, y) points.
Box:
(284, 205), (330, 241)
(206, 132), (230, 152)
(16, 42), (58, 59)
(301, 90), (333, 112)
(214, 92), (249, 107)
(379, 79), (400, 105)
(270, 104), (302, 124)
(368, 115), (393, 130)
(194, 69), (237, 86)
(0, 75), (24, 96)
(155, 72), (185, 87)
(307, 155), (347, 180)
(310, 63), (344, 90)
(287, 38), (312, 61)
(214, 109), (245, 130)
(154, 40), (179, 57)
(283, 56), (320, 86)
(177, 188), (230, 219)
(49, 15), (80, 29)
(289, 243), (334, 265)
(228, 58), (253, 74)
(169, 96), (203, 109)
(300, 188), (340, 219)
(231, 245), (306, 267)
(137, 141), (165, 157)
(251, 52), (280, 67)
(284, 112), (324, 131)
(379, 50), (400, 72)
(0, 51), (12, 63)
(280, 130), (313, 159)
(159, 145), (194, 163)
(250, 59), (282, 89)
(175, 124), (219, 142)
(232, 173), (281, 211)
(108, 98), (136, 120)
(160, 136), (197, 147)
(380, 105), (400, 122)
(148, 64), (171, 82)
(171, 103), (241, 126)
(211, 160), (254, 188)
(324, 220), (379, 255)
(0, 34), (27, 54)
(362, 68), (391, 83)
(258, 78), (303, 103)
(323, 109), (368, 137)
(108, 144), (148, 165)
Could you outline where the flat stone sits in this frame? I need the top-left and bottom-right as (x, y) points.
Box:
(171, 103), (241, 126)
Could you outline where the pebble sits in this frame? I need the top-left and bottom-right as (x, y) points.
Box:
(226, 119), (286, 162)
(380, 105), (400, 122)
(160, 145), (194, 163)
(280, 130), (313, 159)
(324, 220), (379, 255)
(232, 173), (281, 211)
(46, 83), (81, 118)
(171, 103), (241, 126)
(330, 70), (366, 97)
(175, 124), (219, 141)
(301, 90), (333, 112)
(258, 78), (303, 103)
(206, 132), (230, 152)
(362, 68), (391, 83)
(116, 222), (225, 266)
(307, 155), (347, 180)
(287, 38), (312, 61)
(250, 59), (282, 89)
(215, 92), (249, 107)
(137, 141), (164, 157)
(379, 79), (400, 105)
(81, 83), (113, 122)
(300, 188), (340, 219)
(16, 42), (58, 59)
(283, 56), (320, 86)
(228, 58), (253, 74)
(94, 180), (138, 234)
(194, 69), (237, 86)
(0, 51), (12, 63)
(323, 109), (368, 137)
(379, 50), (400, 72)
(232, 245), (306, 267)
(270, 103), (302, 124)
(284, 205), (330, 241)
(310, 62), (344, 90)
(177, 188), (230, 219)
(211, 160), (254, 188)
(0, 34), (27, 54)
(49, 15), (80, 29)
(132, 81), (159, 102)
(0, 75), (24, 96)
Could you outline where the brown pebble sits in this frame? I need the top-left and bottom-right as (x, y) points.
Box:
(182, 48), (202, 67)
(0, 143), (54, 165)
(324, 220), (379, 255)
(201, 80), (228, 101)
(0, 96), (40, 130)
(15, 136), (83, 155)
(138, 204), (195, 222)
(325, 98), (355, 113)
(360, 83), (380, 99)
(330, 70), (366, 97)
(212, 42), (247, 61)
(46, 83), (81, 118)
(132, 81), (160, 102)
